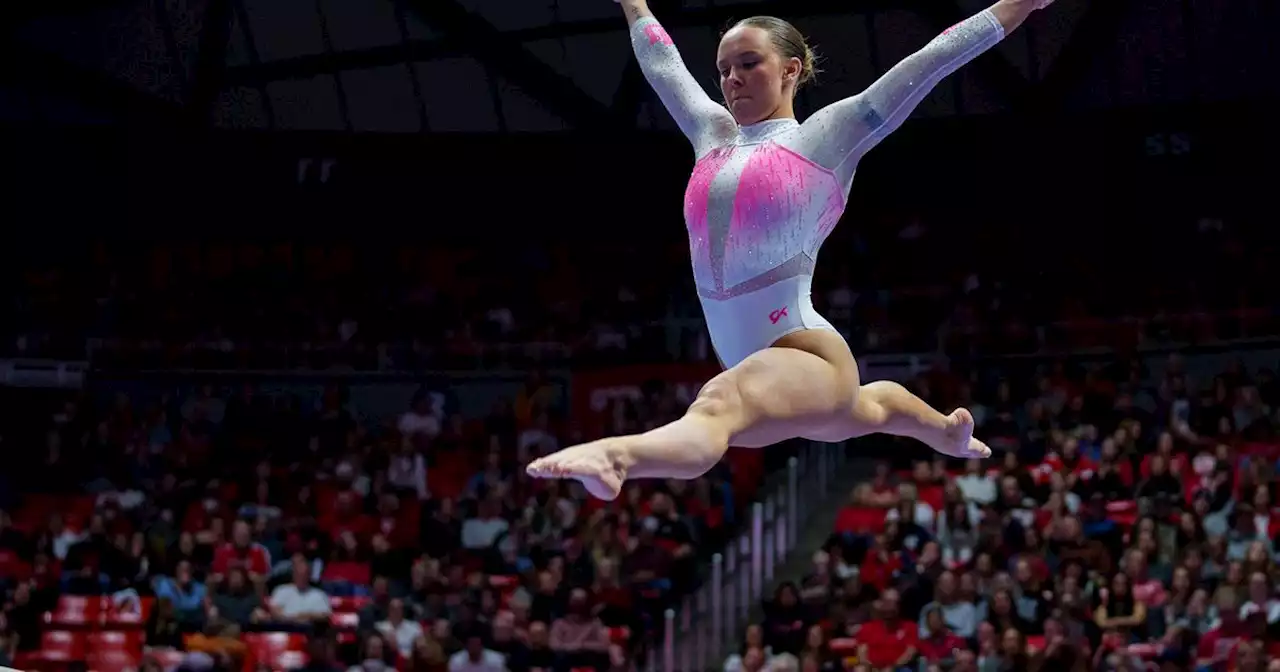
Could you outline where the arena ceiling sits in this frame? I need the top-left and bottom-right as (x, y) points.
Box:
(0, 0), (1274, 132)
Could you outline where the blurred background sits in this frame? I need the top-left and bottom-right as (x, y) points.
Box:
(1, 0), (1278, 670)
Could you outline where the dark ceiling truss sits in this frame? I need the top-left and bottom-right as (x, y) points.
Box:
(0, 0), (1122, 131)
(226, 0), (1042, 128)
(0, 0), (239, 128)
(0, 39), (187, 125)
(1030, 0), (1135, 111)
(400, 0), (629, 130)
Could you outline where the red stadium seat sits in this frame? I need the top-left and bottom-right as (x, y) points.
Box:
(15, 630), (89, 668)
(103, 597), (154, 629)
(45, 596), (105, 629)
(329, 596), (371, 613)
(321, 561), (371, 585)
(89, 629), (144, 649)
(88, 630), (144, 667)
(331, 611), (360, 644)
(243, 631), (307, 671)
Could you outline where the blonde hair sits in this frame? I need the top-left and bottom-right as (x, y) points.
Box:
(733, 16), (820, 87)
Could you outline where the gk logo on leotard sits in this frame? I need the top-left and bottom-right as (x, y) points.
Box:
(769, 307), (789, 324)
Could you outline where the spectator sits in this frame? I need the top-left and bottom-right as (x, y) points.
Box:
(723, 624), (770, 672)
(763, 582), (809, 656)
(209, 566), (265, 628)
(917, 605), (966, 667)
(211, 519), (272, 586)
(375, 598), (425, 659)
(399, 392), (441, 441)
(548, 587), (609, 669)
(918, 570), (977, 638)
(145, 598), (184, 648)
(268, 553), (332, 627)
(153, 559), (207, 627)
(350, 633), (395, 672)
(447, 632), (505, 672)
(461, 498), (509, 551)
(855, 589), (917, 670)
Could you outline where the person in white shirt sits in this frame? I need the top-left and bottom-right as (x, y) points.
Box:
(447, 634), (506, 672)
(461, 499), (509, 550)
(268, 554), (332, 625)
(399, 393), (441, 439)
(387, 442), (429, 499)
(954, 458), (996, 505)
(374, 599), (424, 658)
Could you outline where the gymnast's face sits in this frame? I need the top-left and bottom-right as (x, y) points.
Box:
(717, 26), (801, 126)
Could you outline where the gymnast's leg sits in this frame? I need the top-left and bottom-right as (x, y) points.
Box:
(527, 344), (853, 501)
(828, 380), (989, 458)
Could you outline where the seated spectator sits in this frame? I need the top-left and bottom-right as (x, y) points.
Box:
(954, 459), (996, 505)
(1093, 572), (1147, 641)
(918, 570), (977, 639)
(145, 598), (185, 648)
(484, 611), (523, 661)
(268, 553), (333, 627)
(350, 633), (395, 672)
(509, 620), (556, 672)
(360, 576), (394, 628)
(447, 632), (505, 672)
(730, 647), (768, 672)
(855, 589), (917, 670)
(153, 560), (206, 628)
(461, 498), (508, 551)
(376, 598), (425, 659)
(723, 624), (770, 672)
(211, 519), (272, 586)
(548, 588), (609, 669)
(209, 566), (266, 628)
(917, 605), (965, 666)
(763, 582), (810, 656)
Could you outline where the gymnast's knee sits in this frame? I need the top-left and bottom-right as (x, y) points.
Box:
(687, 375), (745, 426)
(851, 382), (892, 428)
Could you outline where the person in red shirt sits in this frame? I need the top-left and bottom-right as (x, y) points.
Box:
(917, 606), (965, 666)
(210, 519), (271, 586)
(856, 589), (918, 671)
(859, 535), (902, 592)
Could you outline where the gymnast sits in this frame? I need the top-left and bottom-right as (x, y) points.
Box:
(528, 0), (1056, 499)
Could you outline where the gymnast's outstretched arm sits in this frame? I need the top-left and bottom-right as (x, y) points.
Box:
(791, 0), (1049, 177)
(619, 0), (738, 157)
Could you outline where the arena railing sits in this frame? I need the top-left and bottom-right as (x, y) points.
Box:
(644, 440), (848, 672)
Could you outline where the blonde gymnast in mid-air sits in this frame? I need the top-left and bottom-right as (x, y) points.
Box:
(528, 0), (1056, 500)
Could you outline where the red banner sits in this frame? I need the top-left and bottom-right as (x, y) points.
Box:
(570, 363), (720, 437)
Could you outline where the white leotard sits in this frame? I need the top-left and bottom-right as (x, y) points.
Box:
(630, 10), (1005, 367)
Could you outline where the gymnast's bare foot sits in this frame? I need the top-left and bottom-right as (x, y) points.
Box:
(934, 408), (991, 459)
(527, 440), (628, 501)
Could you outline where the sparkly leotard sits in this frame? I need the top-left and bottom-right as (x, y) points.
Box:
(631, 10), (1005, 367)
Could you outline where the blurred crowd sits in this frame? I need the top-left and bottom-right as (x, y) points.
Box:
(728, 353), (1280, 672)
(6, 215), (1278, 369)
(0, 370), (768, 672)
